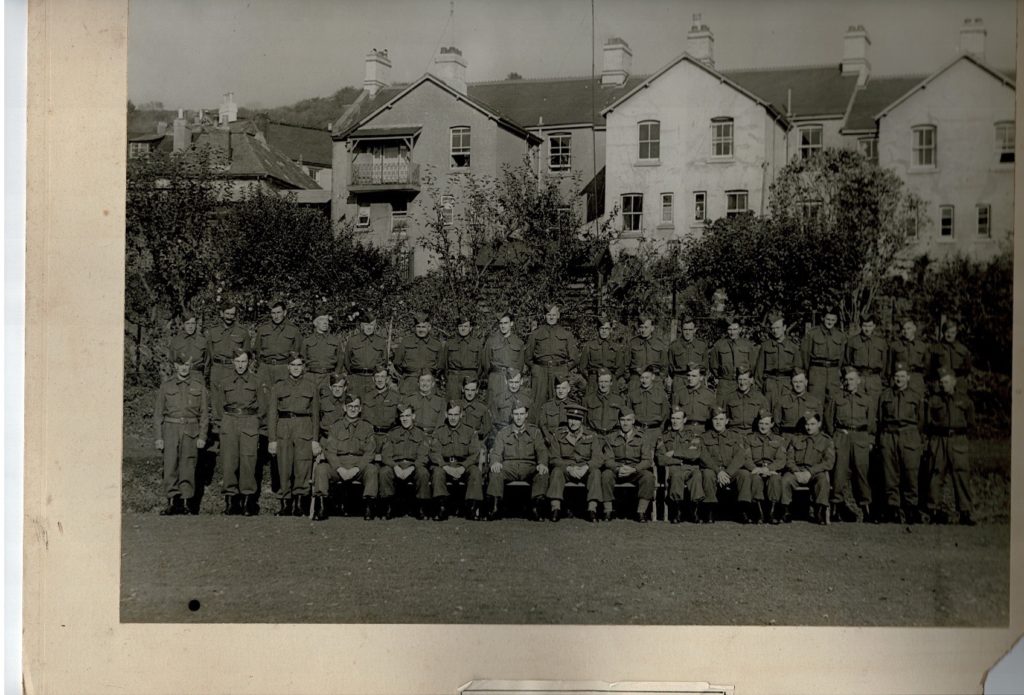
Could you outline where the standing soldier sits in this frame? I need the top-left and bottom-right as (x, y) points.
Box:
(582, 368), (627, 448)
(303, 311), (343, 392)
(211, 348), (264, 516)
(379, 403), (432, 519)
(626, 314), (668, 393)
(844, 314), (888, 403)
(710, 317), (757, 396)
(429, 401), (485, 521)
(824, 367), (876, 522)
(779, 410), (835, 525)
(206, 302), (251, 390)
(254, 300), (304, 390)
(153, 352), (209, 515)
(343, 311), (389, 399)
(602, 406), (657, 522)
(318, 373), (350, 441)
(656, 407), (705, 523)
(877, 362), (927, 523)
(928, 319), (973, 394)
(482, 310), (526, 407)
(489, 367), (534, 433)
(546, 403), (604, 522)
(697, 406), (748, 524)
(486, 400), (549, 521)
(888, 317), (929, 398)
(755, 312), (799, 405)
(361, 365), (399, 455)
(667, 316), (710, 397)
(267, 353), (321, 517)
(391, 311), (444, 397)
(314, 394), (378, 521)
(578, 315), (625, 396)
(627, 365), (670, 451)
(525, 303), (579, 409)
(406, 370), (446, 436)
(671, 362), (717, 437)
(923, 368), (976, 526)
(745, 409), (787, 524)
(167, 310), (208, 379)
(538, 375), (574, 440)
(773, 367), (823, 441)
(456, 377), (493, 444)
(722, 364), (769, 434)
(802, 307), (846, 399)
(443, 314), (484, 402)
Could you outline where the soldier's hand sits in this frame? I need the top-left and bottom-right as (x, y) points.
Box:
(311, 441), (322, 457)
(154, 439), (164, 451)
(664, 450), (675, 458)
(443, 465), (464, 477)
(664, 376), (673, 392)
(196, 438), (206, 449)
(717, 470), (731, 487)
(268, 441), (278, 456)
(537, 464), (549, 476)
(490, 461), (502, 474)
(618, 465), (635, 477)
(795, 470), (811, 485)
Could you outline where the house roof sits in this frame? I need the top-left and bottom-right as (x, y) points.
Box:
(264, 121), (333, 167)
(349, 125), (423, 139)
(128, 132), (168, 143)
(467, 75), (647, 128)
(843, 75), (925, 132)
(191, 123), (321, 189)
(331, 86), (407, 138)
(724, 65), (860, 118)
(875, 54), (1015, 121)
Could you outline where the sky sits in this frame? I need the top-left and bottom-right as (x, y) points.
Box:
(128, 0), (1017, 111)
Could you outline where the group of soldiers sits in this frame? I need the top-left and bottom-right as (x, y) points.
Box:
(153, 300), (978, 526)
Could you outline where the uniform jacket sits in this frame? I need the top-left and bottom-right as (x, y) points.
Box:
(525, 324), (579, 367)
(481, 332), (525, 374)
(254, 319), (303, 362)
(443, 332), (484, 376)
(786, 431), (836, 474)
(324, 417), (376, 467)
(268, 374), (320, 441)
(490, 386), (534, 428)
(318, 391), (348, 439)
(381, 425), (430, 466)
(302, 331), (343, 375)
(429, 422), (482, 467)
(212, 369), (265, 429)
(343, 332), (388, 374)
(802, 326), (846, 369)
(926, 391), (976, 435)
(547, 426), (604, 469)
(755, 337), (800, 382)
(627, 383), (670, 428)
(656, 429), (703, 467)
(406, 391), (446, 434)
(878, 387), (926, 432)
(745, 431), (788, 472)
(845, 333), (888, 376)
(361, 386), (399, 430)
(490, 423), (549, 466)
(671, 384), (717, 430)
(154, 375), (209, 439)
(168, 330), (208, 373)
(578, 337), (625, 377)
(699, 428), (749, 475)
(581, 389), (627, 434)
(721, 386), (769, 432)
(772, 389), (824, 433)
(539, 397), (571, 437)
(667, 337), (710, 376)
(207, 321), (251, 363)
(456, 398), (493, 439)
(888, 337), (928, 380)
(604, 428), (653, 470)
(824, 389), (876, 435)
(626, 334), (668, 376)
(711, 337), (757, 381)
(392, 334), (444, 377)
(928, 339), (973, 381)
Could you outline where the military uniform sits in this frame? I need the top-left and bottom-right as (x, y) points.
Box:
(667, 337), (710, 396)
(721, 385), (769, 433)
(877, 384), (926, 517)
(318, 389), (349, 441)
(578, 335), (625, 395)
(710, 336), (756, 395)
(268, 373), (320, 503)
(538, 396), (572, 440)
(626, 334), (668, 392)
(406, 390), (446, 435)
(254, 319), (304, 389)
(745, 430), (786, 506)
(844, 332), (888, 401)
(781, 431), (835, 507)
(698, 428), (747, 506)
(457, 396), (493, 443)
(928, 339), (972, 392)
(429, 421), (484, 506)
(888, 336), (929, 397)
(379, 425), (431, 504)
(392, 334), (444, 397)
(302, 331), (343, 390)
(482, 331), (526, 407)
(212, 368), (264, 502)
(924, 388), (976, 521)
(546, 425), (604, 507)
(627, 381), (670, 450)
(671, 383), (717, 436)
(755, 337), (800, 405)
(773, 388), (824, 440)
(168, 330), (208, 376)
(343, 332), (388, 398)
(207, 320), (251, 388)
(489, 386), (534, 432)
(154, 373), (209, 507)
(443, 331), (484, 402)
(802, 324), (846, 399)
(361, 384), (399, 452)
(656, 428), (704, 508)
(315, 416), (378, 501)
(582, 388), (627, 446)
(487, 423), (550, 501)
(602, 427), (656, 507)
(526, 323), (579, 409)
(824, 388), (876, 515)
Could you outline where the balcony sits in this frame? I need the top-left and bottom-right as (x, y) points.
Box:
(349, 160), (420, 192)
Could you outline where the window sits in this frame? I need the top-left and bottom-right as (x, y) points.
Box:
(859, 137), (878, 164)
(800, 200), (822, 221)
(726, 190), (748, 218)
(391, 200), (408, 235)
(450, 126), (471, 168)
(440, 195), (455, 225)
(660, 193), (673, 224)
(711, 117), (734, 158)
(912, 125), (936, 168)
(799, 125), (823, 159)
(638, 120), (660, 161)
(977, 204), (991, 237)
(549, 133), (572, 172)
(356, 205), (371, 228)
(906, 200), (920, 239)
(693, 191), (706, 222)
(128, 142), (149, 158)
(939, 205), (954, 238)
(996, 121), (1014, 163)
(621, 193), (643, 232)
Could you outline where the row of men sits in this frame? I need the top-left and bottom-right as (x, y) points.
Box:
(154, 346), (976, 525)
(166, 300), (974, 410)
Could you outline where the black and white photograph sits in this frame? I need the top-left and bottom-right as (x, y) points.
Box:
(120, 0), (1014, 629)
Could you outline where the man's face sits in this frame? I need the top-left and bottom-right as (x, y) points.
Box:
(271, 306), (286, 324)
(330, 382), (347, 398)
(598, 323), (612, 339)
(619, 412), (636, 432)
(567, 417), (583, 432)
(498, 316), (513, 335)
(555, 382), (571, 400)
(463, 382), (478, 401)
(902, 322), (917, 340)
(805, 416), (822, 435)
(508, 373), (522, 391)
(711, 413), (728, 432)
(457, 321), (472, 337)
(681, 322), (696, 340)
(183, 317), (197, 336)
(221, 307), (236, 325)
(414, 321), (430, 338)
(361, 321), (376, 336)
(940, 374), (957, 394)
(844, 372), (860, 393)
(288, 360), (304, 378)
(757, 416), (773, 435)
(313, 316), (330, 333)
(372, 370), (388, 389)
(686, 369), (701, 388)
(232, 353), (249, 375)
(737, 373), (753, 392)
(175, 362), (192, 379)
(792, 373), (808, 394)
(861, 320), (875, 337)
(597, 374), (612, 394)
(345, 400), (362, 419)
(418, 374), (434, 394)
(670, 411), (686, 430)
(770, 319), (785, 340)
(512, 407), (528, 427)
(545, 307), (560, 325)
(727, 323), (740, 340)
(446, 406), (462, 427)
(823, 313), (837, 329)
(944, 324), (958, 342)
(894, 371), (909, 389)
(638, 320), (653, 338)
(640, 371), (655, 389)
(399, 408), (415, 429)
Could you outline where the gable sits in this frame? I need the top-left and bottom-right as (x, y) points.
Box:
(877, 55), (1015, 121)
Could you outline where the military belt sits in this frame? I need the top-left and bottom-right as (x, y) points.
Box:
(212, 356), (234, 365)
(444, 456), (470, 464)
(590, 425), (616, 435)
(779, 426), (801, 434)
(837, 426), (869, 433)
(635, 421), (662, 429)
(262, 357), (290, 365)
(276, 411), (310, 418)
(162, 417), (198, 424)
(855, 367), (881, 375)
(372, 425), (394, 433)
(810, 358), (840, 367)
(391, 459), (416, 464)
(931, 427), (968, 436)
(224, 406), (258, 416)
(533, 357), (568, 366)
(307, 368), (332, 374)
(764, 370), (789, 377)
(349, 367), (377, 375)
(882, 424), (919, 433)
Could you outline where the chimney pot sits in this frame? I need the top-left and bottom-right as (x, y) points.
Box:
(364, 48), (392, 97)
(601, 37), (633, 86)
(432, 45), (468, 94)
(686, 19), (714, 68)
(959, 17), (986, 61)
(842, 24), (871, 86)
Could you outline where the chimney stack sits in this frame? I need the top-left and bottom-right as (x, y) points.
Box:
(841, 25), (871, 86)
(172, 109), (189, 151)
(959, 17), (987, 61)
(433, 46), (468, 95)
(218, 92), (238, 125)
(364, 48), (392, 97)
(156, 121), (167, 136)
(687, 14), (714, 67)
(601, 38), (633, 86)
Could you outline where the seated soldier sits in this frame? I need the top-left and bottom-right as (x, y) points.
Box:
(745, 408), (787, 524)
(379, 402), (432, 519)
(314, 394), (377, 521)
(546, 403), (604, 522)
(486, 399), (549, 521)
(601, 406), (656, 522)
(429, 401), (485, 521)
(698, 406), (748, 524)
(779, 409), (835, 525)
(655, 406), (704, 523)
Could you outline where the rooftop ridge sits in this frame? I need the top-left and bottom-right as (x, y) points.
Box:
(721, 62), (843, 73)
(468, 73), (652, 86)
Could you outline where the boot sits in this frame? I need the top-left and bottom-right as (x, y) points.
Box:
(550, 505), (562, 523)
(312, 496), (328, 521)
(667, 500), (679, 524)
(291, 495), (305, 517)
(816, 504), (828, 525)
(959, 511), (977, 526)
(750, 501), (763, 524)
(223, 494), (236, 516)
(888, 505), (904, 524)
(276, 498), (292, 517)
(904, 507), (920, 525)
(768, 502), (780, 525)
(586, 506), (599, 523)
(860, 503), (874, 524)
(689, 501), (702, 524)
(435, 499), (449, 521)
(178, 497), (192, 515)
(737, 504), (751, 524)
(602, 505), (615, 522)
(702, 502), (715, 524)
(384, 500), (397, 520)
(779, 503), (792, 524)
(363, 498), (376, 520)
(242, 494), (257, 516)
(528, 498), (544, 522)
(487, 497), (502, 521)
(413, 500), (425, 520)
(464, 500), (479, 521)
(159, 497), (179, 516)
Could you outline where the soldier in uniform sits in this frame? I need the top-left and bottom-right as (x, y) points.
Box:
(153, 352), (209, 515)
(625, 315), (668, 393)
(525, 303), (579, 409)
(211, 348), (264, 516)
(824, 367), (876, 522)
(482, 310), (526, 407)
(456, 376), (493, 444)
(745, 409), (787, 524)
(442, 314), (484, 402)
(602, 406), (657, 522)
(538, 375), (573, 440)
(406, 370), (447, 435)
(206, 302), (251, 390)
(627, 364), (670, 451)
(361, 365), (399, 453)
(429, 401), (485, 521)
(773, 367), (823, 441)
(486, 400), (549, 521)
(254, 300), (304, 391)
(697, 406), (747, 524)
(578, 315), (625, 396)
(489, 367), (534, 433)
(844, 314), (888, 402)
(267, 353), (320, 517)
(888, 318), (928, 398)
(343, 311), (389, 399)
(721, 364), (769, 434)
(318, 372), (350, 441)
(923, 368), (977, 526)
(671, 361), (717, 436)
(582, 367), (627, 448)
(303, 312), (343, 392)
(928, 320), (972, 394)
(392, 311), (444, 397)
(877, 362), (926, 523)
(710, 317), (756, 397)
(802, 307), (846, 399)
(656, 406), (704, 523)
(379, 403), (432, 519)
(314, 394), (378, 521)
(779, 409), (835, 525)
(167, 310), (208, 378)
(754, 312), (799, 405)
(668, 315), (710, 397)
(545, 403), (604, 522)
